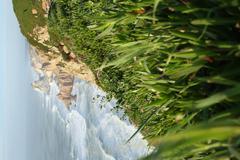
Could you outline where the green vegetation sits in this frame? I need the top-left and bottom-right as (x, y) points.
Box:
(14, 0), (240, 159)
(12, 0), (47, 49)
(48, 0), (240, 159)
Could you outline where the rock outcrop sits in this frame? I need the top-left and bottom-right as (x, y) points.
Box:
(29, 0), (96, 108)
(33, 25), (50, 44)
(30, 45), (96, 107)
(32, 9), (38, 15)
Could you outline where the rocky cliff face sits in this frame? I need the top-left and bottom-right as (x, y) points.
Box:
(29, 0), (96, 107)
(31, 44), (96, 107)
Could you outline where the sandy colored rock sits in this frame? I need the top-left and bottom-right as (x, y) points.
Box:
(41, 0), (50, 13)
(57, 70), (74, 106)
(34, 62), (42, 69)
(69, 52), (76, 59)
(32, 9), (38, 15)
(45, 71), (53, 78)
(63, 46), (70, 54)
(50, 46), (60, 54)
(59, 41), (64, 46)
(29, 46), (96, 107)
(33, 26), (50, 43)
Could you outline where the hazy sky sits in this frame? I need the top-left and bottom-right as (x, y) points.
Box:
(0, 0), (6, 105)
(0, 1), (6, 159)
(0, 1), (48, 159)
(0, 0), (5, 107)
(0, 1), (27, 159)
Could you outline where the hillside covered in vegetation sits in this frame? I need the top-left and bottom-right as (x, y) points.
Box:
(13, 0), (240, 159)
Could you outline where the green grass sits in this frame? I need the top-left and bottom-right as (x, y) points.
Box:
(48, 0), (240, 159)
(12, 0), (49, 50)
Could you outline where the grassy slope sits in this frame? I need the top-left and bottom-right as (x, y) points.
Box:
(12, 0), (49, 50)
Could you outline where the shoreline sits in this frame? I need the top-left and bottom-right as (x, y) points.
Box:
(29, 47), (152, 159)
(30, 45), (96, 107)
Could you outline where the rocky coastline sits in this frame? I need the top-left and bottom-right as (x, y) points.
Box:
(26, 0), (96, 107)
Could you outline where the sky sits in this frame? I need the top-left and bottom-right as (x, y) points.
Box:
(0, 0), (5, 107)
(0, 0), (6, 102)
(0, 1), (46, 159)
(0, 1), (6, 159)
(0, 1), (28, 159)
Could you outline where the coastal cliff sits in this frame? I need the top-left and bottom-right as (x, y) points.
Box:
(13, 0), (96, 107)
(30, 45), (95, 106)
